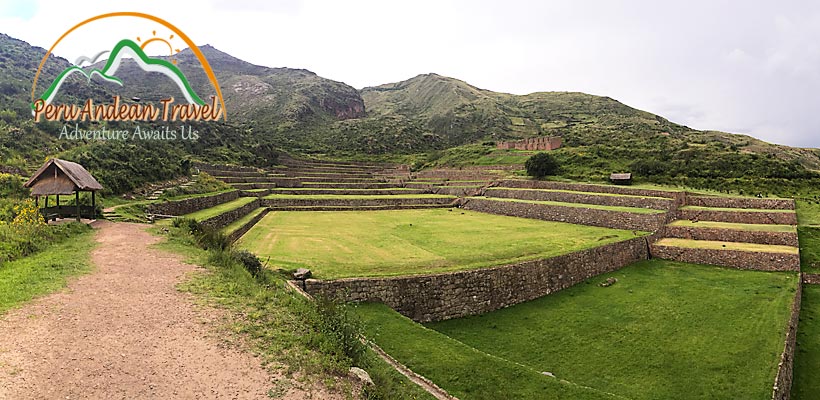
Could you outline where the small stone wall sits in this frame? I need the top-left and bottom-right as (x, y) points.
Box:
(485, 188), (674, 210)
(147, 190), (239, 216)
(227, 208), (269, 243)
(295, 177), (383, 183)
(415, 169), (503, 180)
(267, 189), (429, 196)
(200, 199), (261, 230)
(686, 196), (795, 210)
(435, 186), (484, 197)
(231, 183), (281, 190)
(296, 182), (396, 189)
(462, 197), (668, 231)
(803, 273), (820, 284)
(663, 226), (799, 247)
(305, 237), (648, 322)
(677, 209), (797, 225)
(650, 244), (800, 271)
(501, 180), (683, 201)
(267, 204), (451, 212)
(240, 189), (271, 197)
(262, 197), (456, 208)
(772, 281), (801, 400)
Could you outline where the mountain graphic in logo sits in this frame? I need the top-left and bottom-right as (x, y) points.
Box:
(36, 39), (205, 109)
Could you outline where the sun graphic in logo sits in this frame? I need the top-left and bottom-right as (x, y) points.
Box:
(136, 30), (181, 64)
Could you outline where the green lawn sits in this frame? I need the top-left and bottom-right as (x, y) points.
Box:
(0, 226), (96, 314)
(222, 207), (266, 235)
(668, 219), (796, 232)
(238, 209), (645, 279)
(263, 194), (453, 200)
(797, 200), (820, 226)
(353, 302), (614, 400)
(474, 197), (665, 214)
(794, 285), (820, 399)
(799, 227), (820, 273)
(418, 260), (797, 400)
(183, 197), (256, 221)
(654, 238), (798, 253)
(486, 186), (670, 200)
(680, 205), (794, 213)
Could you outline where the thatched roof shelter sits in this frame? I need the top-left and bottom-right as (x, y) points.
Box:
(24, 159), (102, 221)
(609, 172), (632, 185)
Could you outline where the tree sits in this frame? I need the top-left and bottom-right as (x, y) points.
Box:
(525, 152), (559, 178)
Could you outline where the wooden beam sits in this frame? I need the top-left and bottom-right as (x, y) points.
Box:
(75, 191), (80, 222)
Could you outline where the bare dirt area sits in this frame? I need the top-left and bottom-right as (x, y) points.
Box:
(0, 221), (332, 399)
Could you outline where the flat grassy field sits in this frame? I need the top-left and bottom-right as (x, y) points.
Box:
(0, 226), (95, 314)
(263, 194), (454, 200)
(654, 237), (798, 253)
(421, 260), (797, 400)
(668, 219), (795, 232)
(238, 209), (644, 279)
(183, 197), (256, 221)
(475, 197), (664, 214)
(794, 285), (820, 399)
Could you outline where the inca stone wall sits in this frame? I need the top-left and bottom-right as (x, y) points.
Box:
(686, 196), (795, 210)
(803, 273), (820, 285)
(262, 197), (456, 208)
(227, 208), (270, 243)
(677, 209), (798, 225)
(772, 282), (801, 400)
(485, 188), (674, 210)
(649, 244), (800, 271)
(305, 237), (649, 322)
(147, 190), (239, 216)
(663, 226), (799, 247)
(462, 197), (669, 231)
(200, 199), (261, 230)
(500, 179), (684, 201)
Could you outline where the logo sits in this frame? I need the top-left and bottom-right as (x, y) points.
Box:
(30, 12), (226, 126)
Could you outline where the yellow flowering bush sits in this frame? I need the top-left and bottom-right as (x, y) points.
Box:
(11, 199), (45, 227)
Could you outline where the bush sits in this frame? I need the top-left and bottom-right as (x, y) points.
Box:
(234, 249), (263, 277)
(172, 217), (230, 251)
(301, 296), (368, 370)
(525, 152), (559, 178)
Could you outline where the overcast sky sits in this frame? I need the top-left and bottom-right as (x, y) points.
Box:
(2, 0), (819, 148)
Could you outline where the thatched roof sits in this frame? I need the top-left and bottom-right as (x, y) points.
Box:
(24, 158), (103, 196)
(609, 173), (632, 180)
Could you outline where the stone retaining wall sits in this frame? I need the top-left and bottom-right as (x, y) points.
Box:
(462, 198), (668, 231)
(305, 237), (648, 322)
(267, 189), (428, 195)
(501, 179), (683, 201)
(239, 189), (271, 197)
(231, 183), (280, 190)
(200, 199), (261, 230)
(485, 188), (674, 210)
(293, 176), (384, 183)
(677, 209), (798, 225)
(650, 245), (800, 271)
(803, 273), (820, 284)
(267, 204), (451, 212)
(435, 187), (484, 197)
(227, 208), (269, 242)
(772, 282), (801, 400)
(262, 197), (456, 208)
(193, 162), (258, 173)
(686, 196), (795, 210)
(147, 190), (239, 216)
(299, 182), (396, 189)
(663, 226), (799, 247)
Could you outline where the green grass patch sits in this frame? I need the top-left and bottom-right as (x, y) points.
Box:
(0, 224), (95, 314)
(680, 205), (794, 213)
(475, 197), (664, 214)
(353, 302), (615, 400)
(668, 220), (796, 232)
(794, 285), (820, 399)
(263, 194), (454, 200)
(654, 238), (798, 253)
(797, 200), (820, 226)
(487, 186), (670, 200)
(183, 197), (256, 222)
(238, 209), (644, 279)
(424, 260), (797, 400)
(222, 207), (266, 236)
(799, 227), (820, 273)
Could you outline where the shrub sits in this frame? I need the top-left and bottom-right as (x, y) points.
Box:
(525, 152), (559, 178)
(172, 217), (230, 251)
(300, 296), (368, 372)
(234, 249), (263, 277)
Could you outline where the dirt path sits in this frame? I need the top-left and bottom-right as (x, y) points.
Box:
(0, 221), (313, 399)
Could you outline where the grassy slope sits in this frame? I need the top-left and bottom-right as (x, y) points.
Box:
(353, 302), (615, 400)
(222, 207), (266, 235)
(474, 197), (664, 214)
(183, 197), (256, 221)
(794, 286), (820, 399)
(0, 226), (95, 314)
(654, 238), (798, 253)
(426, 260), (797, 400)
(668, 220), (795, 232)
(238, 209), (644, 279)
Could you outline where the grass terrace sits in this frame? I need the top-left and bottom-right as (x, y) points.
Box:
(222, 207), (267, 236)
(668, 220), (796, 232)
(654, 238), (799, 253)
(267, 187), (420, 191)
(354, 260), (798, 400)
(473, 197), (665, 214)
(680, 205), (795, 213)
(238, 209), (645, 279)
(183, 197), (257, 222)
(794, 285), (820, 399)
(262, 194), (454, 200)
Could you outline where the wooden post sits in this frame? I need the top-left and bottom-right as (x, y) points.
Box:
(75, 191), (80, 222)
(91, 191), (96, 220)
(45, 196), (48, 208)
(35, 196), (38, 207)
(56, 194), (60, 220)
